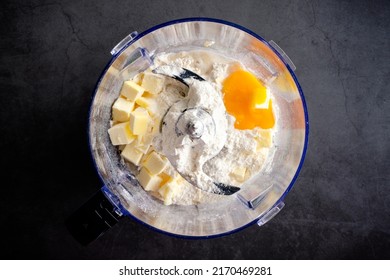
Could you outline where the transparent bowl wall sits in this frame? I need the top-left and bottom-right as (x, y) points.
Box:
(89, 19), (308, 237)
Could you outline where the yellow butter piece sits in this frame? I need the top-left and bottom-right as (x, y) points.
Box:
(230, 167), (247, 182)
(112, 97), (135, 122)
(135, 142), (151, 154)
(151, 117), (162, 136)
(136, 140), (150, 154)
(159, 172), (174, 187)
(135, 96), (158, 116)
(107, 122), (135, 146)
(134, 134), (153, 154)
(120, 80), (145, 101)
(129, 107), (150, 135)
(141, 73), (164, 95)
(132, 72), (144, 85)
(161, 163), (179, 179)
(144, 146), (155, 160)
(142, 133), (154, 146)
(139, 146), (154, 165)
(143, 151), (169, 175)
(137, 167), (163, 192)
(158, 181), (179, 205)
(256, 129), (273, 149)
(121, 141), (143, 166)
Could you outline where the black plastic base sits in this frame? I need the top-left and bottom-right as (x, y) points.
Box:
(66, 190), (123, 246)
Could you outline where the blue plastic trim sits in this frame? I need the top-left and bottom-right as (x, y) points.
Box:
(101, 185), (130, 216)
(87, 17), (309, 239)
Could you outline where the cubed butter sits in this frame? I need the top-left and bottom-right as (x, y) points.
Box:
(129, 107), (150, 135)
(159, 172), (174, 186)
(256, 129), (273, 149)
(142, 133), (154, 146)
(108, 122), (135, 146)
(121, 141), (143, 166)
(137, 167), (163, 192)
(112, 97), (135, 122)
(158, 181), (179, 205)
(161, 163), (179, 179)
(131, 72), (144, 85)
(230, 167), (247, 182)
(135, 142), (151, 154)
(135, 96), (158, 116)
(141, 73), (164, 95)
(120, 80), (144, 101)
(143, 151), (169, 175)
(140, 145), (155, 163)
(151, 117), (162, 136)
(135, 134), (153, 154)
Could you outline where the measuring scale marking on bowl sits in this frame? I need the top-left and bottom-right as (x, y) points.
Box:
(66, 18), (309, 245)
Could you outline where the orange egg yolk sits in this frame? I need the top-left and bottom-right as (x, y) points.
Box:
(222, 69), (275, 130)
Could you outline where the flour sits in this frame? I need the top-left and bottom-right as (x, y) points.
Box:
(147, 50), (274, 204)
(154, 79), (228, 193)
(204, 124), (269, 186)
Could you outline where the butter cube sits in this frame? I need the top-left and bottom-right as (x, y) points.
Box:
(142, 133), (154, 146)
(121, 141), (144, 166)
(112, 97), (135, 122)
(136, 142), (151, 154)
(256, 129), (273, 149)
(143, 151), (169, 175)
(129, 107), (150, 135)
(162, 163), (179, 179)
(135, 96), (158, 116)
(159, 172), (174, 186)
(131, 72), (144, 85)
(141, 73), (164, 95)
(137, 167), (163, 192)
(145, 146), (155, 159)
(230, 167), (247, 182)
(120, 80), (144, 101)
(108, 122), (135, 146)
(140, 150), (151, 166)
(135, 134), (153, 154)
(149, 117), (161, 136)
(158, 181), (179, 205)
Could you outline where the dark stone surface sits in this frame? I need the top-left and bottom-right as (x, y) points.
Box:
(0, 0), (389, 259)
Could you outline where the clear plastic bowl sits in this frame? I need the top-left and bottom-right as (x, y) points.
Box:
(88, 18), (309, 238)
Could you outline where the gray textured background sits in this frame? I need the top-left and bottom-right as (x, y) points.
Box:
(0, 0), (389, 259)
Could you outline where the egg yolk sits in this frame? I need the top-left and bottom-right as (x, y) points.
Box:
(222, 69), (275, 130)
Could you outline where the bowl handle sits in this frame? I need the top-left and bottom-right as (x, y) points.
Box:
(66, 186), (125, 245)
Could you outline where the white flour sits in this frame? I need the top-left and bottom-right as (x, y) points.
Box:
(156, 78), (228, 193)
(148, 50), (273, 204)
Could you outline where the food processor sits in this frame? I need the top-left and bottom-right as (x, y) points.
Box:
(66, 18), (309, 245)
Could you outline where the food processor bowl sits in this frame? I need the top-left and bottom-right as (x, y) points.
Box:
(67, 18), (308, 244)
